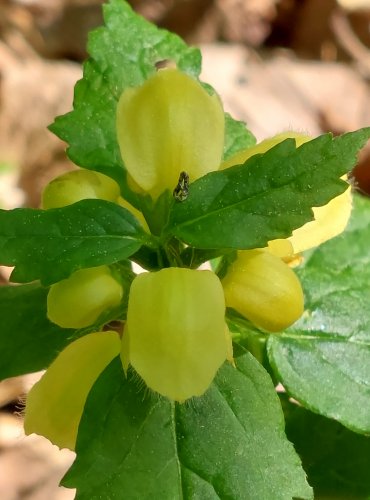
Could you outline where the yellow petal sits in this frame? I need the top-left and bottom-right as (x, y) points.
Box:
(266, 239), (295, 261)
(220, 131), (311, 170)
(24, 331), (121, 450)
(42, 169), (120, 209)
(289, 183), (352, 254)
(47, 266), (123, 329)
(116, 68), (225, 199)
(122, 268), (229, 401)
(222, 250), (304, 332)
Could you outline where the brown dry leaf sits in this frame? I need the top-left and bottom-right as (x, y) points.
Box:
(201, 44), (370, 140)
(337, 0), (370, 11)
(0, 43), (81, 207)
(0, 425), (75, 500)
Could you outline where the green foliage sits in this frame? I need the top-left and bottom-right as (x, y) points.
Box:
(63, 354), (312, 500)
(223, 113), (256, 159)
(167, 131), (370, 249)
(0, 284), (81, 379)
(0, 200), (147, 285)
(282, 396), (370, 499)
(268, 195), (370, 434)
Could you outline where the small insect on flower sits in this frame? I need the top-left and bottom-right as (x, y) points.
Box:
(173, 171), (189, 201)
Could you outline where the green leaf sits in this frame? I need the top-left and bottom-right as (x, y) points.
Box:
(282, 396), (370, 499)
(223, 113), (256, 160)
(49, 0), (201, 188)
(167, 130), (370, 249)
(0, 200), (147, 286)
(0, 284), (80, 380)
(63, 353), (312, 499)
(268, 195), (370, 434)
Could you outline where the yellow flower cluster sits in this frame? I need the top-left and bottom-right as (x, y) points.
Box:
(24, 68), (352, 451)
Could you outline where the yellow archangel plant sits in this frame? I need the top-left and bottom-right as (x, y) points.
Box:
(116, 67), (352, 384)
(24, 67), (352, 451)
(116, 67), (351, 333)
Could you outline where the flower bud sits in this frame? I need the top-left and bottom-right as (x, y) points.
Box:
(47, 266), (123, 329)
(24, 331), (121, 450)
(122, 268), (230, 401)
(116, 68), (225, 199)
(42, 169), (120, 209)
(222, 250), (304, 332)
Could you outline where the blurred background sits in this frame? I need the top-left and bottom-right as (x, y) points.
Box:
(0, 0), (370, 498)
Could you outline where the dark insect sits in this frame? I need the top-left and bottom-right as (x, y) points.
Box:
(155, 59), (177, 70)
(173, 171), (190, 202)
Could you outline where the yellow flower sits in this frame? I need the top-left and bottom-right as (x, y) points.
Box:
(42, 169), (120, 209)
(222, 249), (304, 332)
(288, 187), (352, 254)
(24, 331), (121, 450)
(42, 169), (149, 231)
(116, 68), (225, 200)
(122, 267), (231, 401)
(220, 131), (311, 170)
(47, 265), (123, 329)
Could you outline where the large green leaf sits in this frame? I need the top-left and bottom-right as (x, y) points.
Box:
(0, 284), (80, 379)
(282, 396), (370, 499)
(0, 200), (147, 286)
(268, 195), (370, 434)
(167, 130), (370, 249)
(63, 353), (312, 499)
